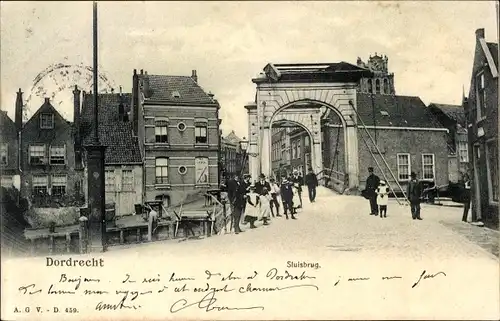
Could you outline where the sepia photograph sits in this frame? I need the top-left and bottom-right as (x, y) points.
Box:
(1, 1), (499, 320)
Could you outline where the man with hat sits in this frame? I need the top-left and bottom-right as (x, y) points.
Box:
(227, 174), (246, 234)
(255, 173), (271, 196)
(365, 167), (380, 215)
(280, 177), (296, 220)
(305, 168), (319, 203)
(407, 172), (423, 220)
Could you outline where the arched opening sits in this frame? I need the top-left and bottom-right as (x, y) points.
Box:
(265, 99), (347, 189)
(367, 79), (373, 93)
(375, 79), (381, 94)
(383, 78), (390, 94)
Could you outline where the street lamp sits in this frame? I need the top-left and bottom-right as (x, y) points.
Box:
(238, 137), (249, 176)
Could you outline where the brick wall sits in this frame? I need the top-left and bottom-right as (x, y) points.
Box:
(357, 128), (449, 192)
(143, 104), (219, 206)
(21, 106), (84, 206)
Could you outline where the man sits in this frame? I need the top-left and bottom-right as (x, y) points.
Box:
(146, 205), (159, 242)
(280, 178), (296, 220)
(255, 173), (271, 196)
(461, 173), (471, 222)
(407, 172), (423, 220)
(227, 174), (246, 233)
(240, 174), (252, 224)
(305, 168), (318, 203)
(365, 167), (380, 215)
(290, 170), (303, 207)
(269, 178), (281, 217)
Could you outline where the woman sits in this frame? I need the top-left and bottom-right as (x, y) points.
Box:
(259, 187), (272, 225)
(244, 185), (260, 229)
(292, 182), (301, 214)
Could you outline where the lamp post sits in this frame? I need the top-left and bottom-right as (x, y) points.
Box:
(239, 137), (249, 177)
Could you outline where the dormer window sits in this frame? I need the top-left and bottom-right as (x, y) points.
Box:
(172, 91), (181, 98)
(40, 113), (54, 129)
(380, 110), (389, 116)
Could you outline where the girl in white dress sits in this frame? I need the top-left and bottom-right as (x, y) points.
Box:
(292, 183), (301, 214)
(259, 187), (272, 225)
(244, 185), (260, 229)
(376, 180), (389, 218)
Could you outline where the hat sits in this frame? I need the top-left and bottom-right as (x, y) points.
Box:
(293, 169), (298, 173)
(380, 180), (386, 185)
(259, 173), (266, 179)
(368, 167), (374, 172)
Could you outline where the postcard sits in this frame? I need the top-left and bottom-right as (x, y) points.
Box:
(1, 1), (499, 320)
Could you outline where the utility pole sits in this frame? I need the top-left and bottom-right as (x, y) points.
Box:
(83, 1), (107, 252)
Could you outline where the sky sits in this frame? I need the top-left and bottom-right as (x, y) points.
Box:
(1, 1), (498, 139)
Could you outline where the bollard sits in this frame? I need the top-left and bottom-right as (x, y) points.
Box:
(78, 215), (89, 254)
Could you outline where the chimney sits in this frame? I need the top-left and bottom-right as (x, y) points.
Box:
(143, 71), (151, 98)
(191, 70), (198, 83)
(15, 89), (23, 132)
(119, 86), (123, 95)
(132, 69), (139, 136)
(73, 85), (81, 146)
(118, 93), (125, 121)
(476, 28), (485, 40)
(44, 97), (50, 104)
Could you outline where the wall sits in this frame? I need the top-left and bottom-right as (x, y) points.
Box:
(20, 106), (84, 207)
(143, 104), (219, 206)
(0, 113), (19, 178)
(357, 128), (449, 193)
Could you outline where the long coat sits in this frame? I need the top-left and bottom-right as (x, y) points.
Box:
(280, 183), (294, 203)
(407, 179), (422, 203)
(228, 179), (247, 209)
(255, 180), (271, 195)
(290, 175), (303, 192)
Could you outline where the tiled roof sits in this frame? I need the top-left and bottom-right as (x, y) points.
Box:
(427, 103), (466, 126)
(225, 130), (242, 144)
(81, 93), (142, 164)
(145, 75), (216, 104)
(487, 42), (498, 69)
(355, 93), (444, 128)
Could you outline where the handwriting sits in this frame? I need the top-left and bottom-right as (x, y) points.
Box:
(382, 276), (403, 280)
(266, 268), (316, 281)
(95, 296), (141, 311)
(84, 289), (109, 295)
(170, 273), (195, 282)
(170, 289), (265, 313)
(205, 270), (241, 281)
(143, 275), (161, 283)
(59, 273), (100, 290)
(348, 277), (370, 281)
(122, 274), (136, 283)
(47, 284), (76, 295)
(192, 283), (234, 293)
(238, 283), (319, 293)
(18, 284), (42, 295)
(412, 270), (447, 288)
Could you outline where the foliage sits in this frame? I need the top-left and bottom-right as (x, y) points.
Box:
(24, 206), (80, 229)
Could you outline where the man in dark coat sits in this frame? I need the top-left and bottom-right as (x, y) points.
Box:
(240, 174), (252, 224)
(462, 174), (471, 222)
(280, 178), (296, 220)
(305, 168), (318, 203)
(290, 169), (303, 207)
(227, 174), (247, 233)
(365, 167), (380, 215)
(255, 173), (271, 196)
(407, 172), (423, 220)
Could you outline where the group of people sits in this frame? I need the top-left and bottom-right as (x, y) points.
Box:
(225, 168), (319, 234)
(363, 166), (424, 220)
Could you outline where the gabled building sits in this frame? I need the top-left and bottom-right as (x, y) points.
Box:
(131, 69), (221, 207)
(79, 90), (143, 216)
(0, 97), (21, 189)
(464, 28), (498, 227)
(221, 130), (247, 179)
(427, 103), (469, 183)
(19, 97), (83, 207)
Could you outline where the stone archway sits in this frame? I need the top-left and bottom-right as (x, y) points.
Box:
(246, 63), (371, 189)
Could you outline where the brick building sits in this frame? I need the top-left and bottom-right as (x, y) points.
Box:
(132, 69), (221, 206)
(220, 130), (247, 178)
(427, 103), (469, 183)
(0, 94), (21, 188)
(19, 97), (83, 207)
(322, 93), (449, 194)
(463, 28), (498, 227)
(79, 90), (143, 216)
(289, 127), (311, 177)
(271, 126), (292, 180)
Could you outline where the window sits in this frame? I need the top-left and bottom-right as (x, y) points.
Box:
(1, 176), (12, 188)
(177, 122), (186, 132)
(105, 170), (115, 191)
(458, 141), (469, 163)
(383, 78), (389, 94)
(122, 170), (134, 191)
(155, 158), (169, 184)
(195, 124), (208, 144)
(375, 79), (381, 93)
(50, 146), (66, 165)
(51, 175), (67, 196)
(178, 165), (187, 175)
(476, 72), (486, 120)
(0, 143), (7, 165)
(32, 175), (48, 196)
(486, 141), (498, 202)
(422, 154), (435, 180)
(29, 145), (46, 164)
(367, 79), (372, 93)
(304, 136), (310, 148)
(297, 140), (301, 158)
(40, 113), (54, 129)
(397, 154), (411, 181)
(195, 157), (209, 185)
(155, 118), (168, 143)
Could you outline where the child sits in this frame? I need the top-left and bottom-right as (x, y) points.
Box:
(376, 180), (389, 218)
(292, 183), (301, 214)
(244, 185), (260, 228)
(259, 187), (272, 225)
